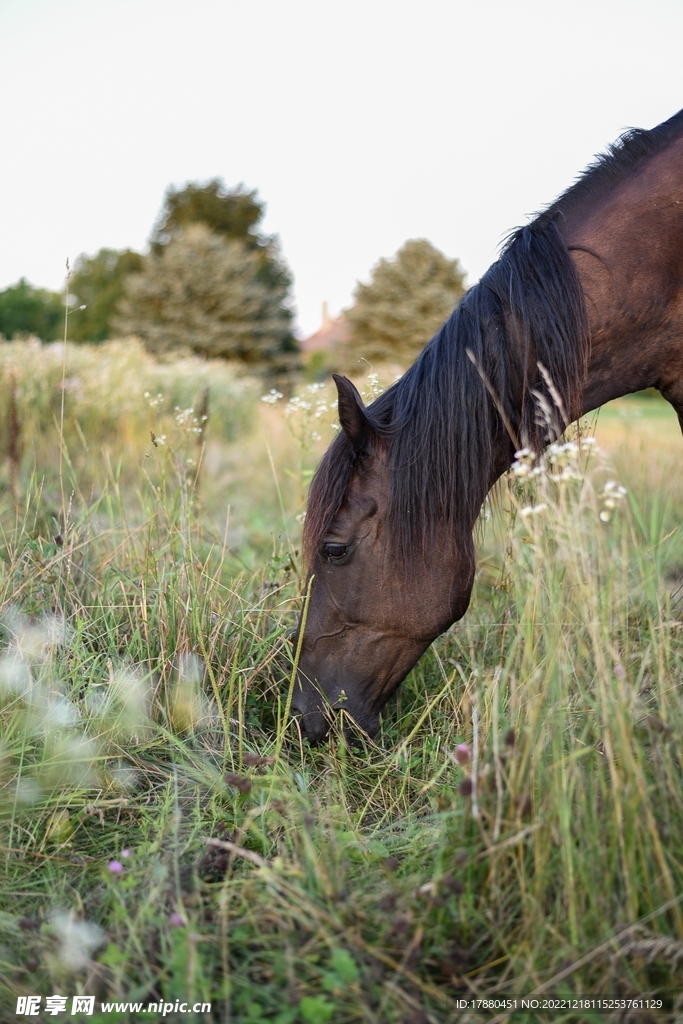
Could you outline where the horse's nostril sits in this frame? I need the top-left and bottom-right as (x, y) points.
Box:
(297, 709), (331, 745)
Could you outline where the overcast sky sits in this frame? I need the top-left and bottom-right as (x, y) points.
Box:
(1, 0), (681, 336)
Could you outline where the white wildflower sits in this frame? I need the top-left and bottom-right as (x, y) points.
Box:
(598, 479), (627, 521)
(520, 503), (548, 518)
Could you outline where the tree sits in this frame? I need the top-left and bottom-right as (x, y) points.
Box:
(114, 224), (297, 370)
(69, 249), (144, 342)
(150, 179), (293, 297)
(345, 239), (467, 366)
(151, 180), (264, 251)
(0, 278), (63, 341)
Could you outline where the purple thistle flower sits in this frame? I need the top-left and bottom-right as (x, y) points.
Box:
(455, 743), (470, 765)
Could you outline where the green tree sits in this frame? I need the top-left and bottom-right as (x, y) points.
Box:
(345, 239), (467, 366)
(0, 278), (63, 341)
(150, 179), (293, 296)
(114, 224), (297, 370)
(69, 249), (144, 342)
(151, 179), (264, 250)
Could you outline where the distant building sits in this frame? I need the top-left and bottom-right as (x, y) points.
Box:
(300, 302), (349, 356)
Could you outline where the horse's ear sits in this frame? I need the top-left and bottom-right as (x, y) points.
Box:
(333, 373), (373, 453)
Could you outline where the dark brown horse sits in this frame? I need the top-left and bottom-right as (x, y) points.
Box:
(294, 109), (683, 742)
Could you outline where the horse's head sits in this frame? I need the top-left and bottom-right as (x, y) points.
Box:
(292, 374), (476, 743)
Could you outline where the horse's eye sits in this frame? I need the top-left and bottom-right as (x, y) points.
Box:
(323, 543), (348, 561)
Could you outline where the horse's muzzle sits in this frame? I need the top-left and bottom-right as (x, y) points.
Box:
(291, 672), (379, 745)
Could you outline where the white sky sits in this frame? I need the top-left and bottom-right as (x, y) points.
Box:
(1, 0), (681, 337)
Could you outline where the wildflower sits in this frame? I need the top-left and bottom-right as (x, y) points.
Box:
(597, 479), (627, 522)
(120, 849), (131, 859)
(364, 372), (383, 399)
(602, 480), (627, 498)
(169, 912), (185, 927)
(520, 503), (547, 518)
(511, 448), (536, 477)
(108, 860), (123, 874)
(455, 743), (470, 765)
(285, 396), (312, 415)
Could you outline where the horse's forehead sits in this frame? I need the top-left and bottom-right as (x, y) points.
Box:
(346, 453), (390, 502)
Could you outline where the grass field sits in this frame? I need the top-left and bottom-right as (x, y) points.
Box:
(1, 342), (682, 1024)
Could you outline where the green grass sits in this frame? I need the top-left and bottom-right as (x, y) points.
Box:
(1, 347), (682, 1023)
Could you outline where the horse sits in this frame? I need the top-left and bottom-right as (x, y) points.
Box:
(293, 108), (683, 743)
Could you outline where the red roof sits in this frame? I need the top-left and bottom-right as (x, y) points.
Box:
(300, 304), (349, 354)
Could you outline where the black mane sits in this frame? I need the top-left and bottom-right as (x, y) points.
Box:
(542, 107), (683, 226)
(303, 110), (683, 564)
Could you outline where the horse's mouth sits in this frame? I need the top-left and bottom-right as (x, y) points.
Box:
(291, 693), (380, 745)
(291, 703), (329, 744)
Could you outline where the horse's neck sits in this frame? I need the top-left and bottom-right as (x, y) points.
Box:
(566, 135), (683, 419)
